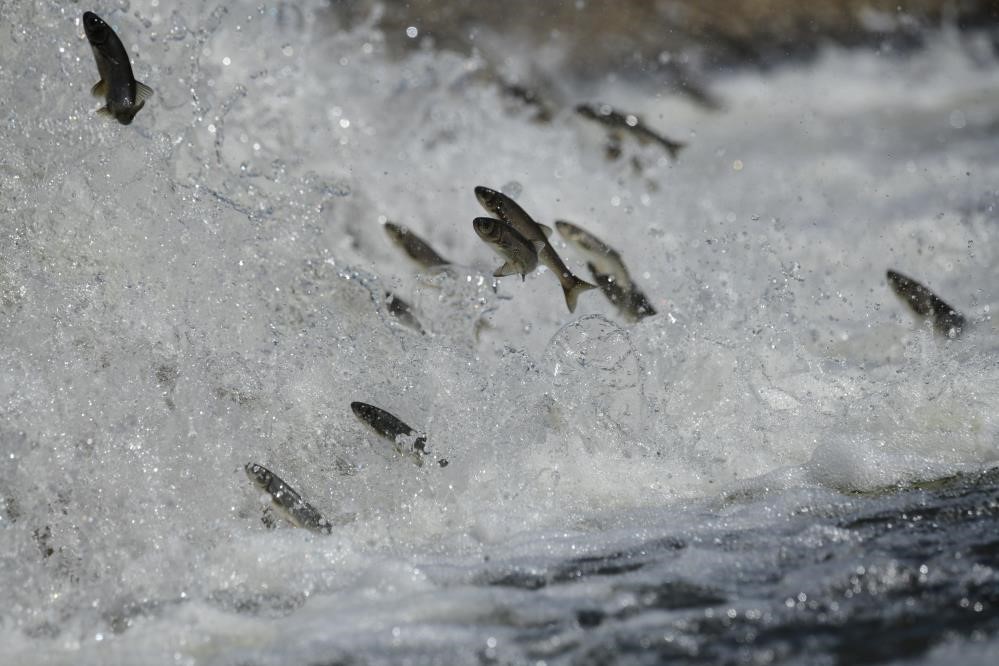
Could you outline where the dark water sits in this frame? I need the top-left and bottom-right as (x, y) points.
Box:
(414, 472), (999, 666)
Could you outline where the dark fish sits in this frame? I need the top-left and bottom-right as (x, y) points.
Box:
(244, 463), (332, 535)
(384, 291), (425, 334)
(501, 82), (553, 123)
(474, 186), (596, 312)
(576, 104), (684, 158)
(384, 222), (450, 269)
(473, 217), (543, 280)
(555, 219), (656, 322)
(351, 402), (448, 467)
(886, 269), (965, 338)
(588, 263), (657, 323)
(83, 12), (153, 125)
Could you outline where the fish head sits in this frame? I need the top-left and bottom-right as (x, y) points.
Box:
(472, 217), (502, 243)
(382, 222), (411, 247)
(350, 401), (374, 421)
(244, 462), (273, 489)
(83, 12), (112, 45)
(554, 220), (577, 238)
(474, 186), (504, 215)
(111, 100), (144, 126)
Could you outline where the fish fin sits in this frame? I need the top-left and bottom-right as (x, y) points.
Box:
(136, 81), (154, 102)
(96, 106), (112, 117)
(537, 223), (553, 237)
(493, 261), (521, 278)
(91, 80), (107, 97)
(532, 241), (546, 252)
(563, 277), (598, 313)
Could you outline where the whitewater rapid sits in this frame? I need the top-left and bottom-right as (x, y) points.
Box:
(1, 2), (998, 664)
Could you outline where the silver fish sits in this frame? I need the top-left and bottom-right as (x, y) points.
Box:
(576, 104), (684, 158)
(83, 12), (153, 125)
(384, 291), (425, 334)
(384, 222), (449, 269)
(474, 186), (596, 312)
(886, 269), (965, 338)
(350, 402), (448, 468)
(473, 217), (544, 280)
(588, 263), (657, 323)
(244, 463), (332, 535)
(555, 220), (656, 322)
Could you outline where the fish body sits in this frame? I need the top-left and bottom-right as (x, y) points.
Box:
(83, 12), (153, 125)
(472, 217), (542, 279)
(886, 269), (965, 338)
(350, 401), (430, 466)
(244, 463), (332, 534)
(575, 104), (684, 158)
(384, 291), (425, 334)
(384, 222), (449, 269)
(474, 186), (596, 312)
(556, 220), (656, 322)
(587, 263), (657, 322)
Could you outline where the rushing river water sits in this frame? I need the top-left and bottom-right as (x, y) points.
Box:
(1, 2), (998, 664)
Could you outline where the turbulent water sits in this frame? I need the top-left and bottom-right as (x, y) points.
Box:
(2, 2), (999, 664)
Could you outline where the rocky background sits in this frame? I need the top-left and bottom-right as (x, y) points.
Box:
(325, 0), (999, 71)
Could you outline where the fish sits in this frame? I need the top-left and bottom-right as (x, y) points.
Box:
(575, 104), (684, 158)
(500, 82), (554, 123)
(383, 222), (450, 269)
(350, 401), (448, 467)
(474, 186), (596, 312)
(83, 12), (153, 125)
(384, 291), (425, 334)
(886, 269), (966, 338)
(588, 263), (657, 322)
(244, 463), (332, 535)
(555, 220), (656, 322)
(473, 217), (544, 280)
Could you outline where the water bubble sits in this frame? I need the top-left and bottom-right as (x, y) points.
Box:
(406, 26), (418, 38)
(501, 181), (522, 199)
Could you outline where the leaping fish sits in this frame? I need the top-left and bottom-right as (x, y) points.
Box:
(473, 217), (544, 280)
(384, 291), (425, 334)
(886, 269), (966, 338)
(555, 220), (656, 322)
(350, 401), (448, 467)
(83, 12), (153, 125)
(244, 463), (332, 534)
(384, 222), (450, 269)
(575, 104), (684, 159)
(474, 186), (596, 312)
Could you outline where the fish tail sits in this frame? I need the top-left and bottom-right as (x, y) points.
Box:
(562, 275), (597, 313)
(662, 138), (685, 158)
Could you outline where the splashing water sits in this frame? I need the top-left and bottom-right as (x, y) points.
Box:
(1, 2), (998, 664)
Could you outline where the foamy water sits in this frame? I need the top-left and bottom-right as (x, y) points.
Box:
(1, 2), (998, 664)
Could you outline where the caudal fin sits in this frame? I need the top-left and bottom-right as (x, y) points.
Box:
(562, 276), (597, 313)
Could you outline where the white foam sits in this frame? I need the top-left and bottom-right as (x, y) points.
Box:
(2, 1), (999, 662)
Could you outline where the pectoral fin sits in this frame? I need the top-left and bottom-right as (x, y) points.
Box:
(532, 241), (546, 253)
(493, 261), (521, 278)
(96, 106), (112, 117)
(136, 81), (154, 102)
(537, 223), (553, 237)
(91, 80), (107, 97)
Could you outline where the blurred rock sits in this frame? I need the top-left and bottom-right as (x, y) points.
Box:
(325, 0), (999, 77)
